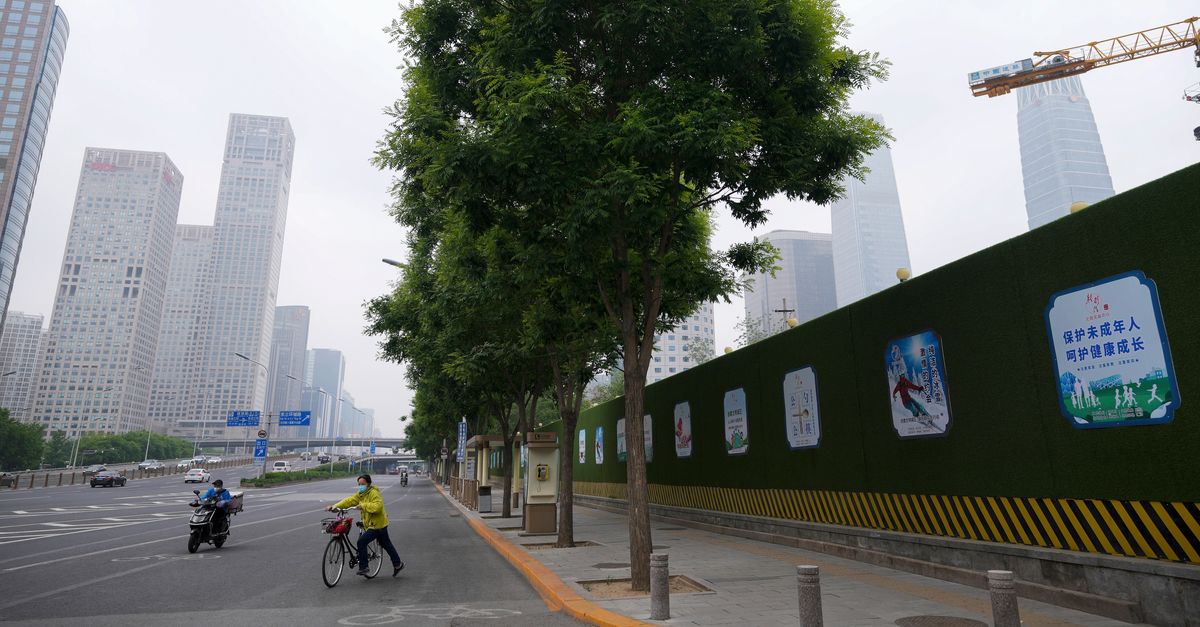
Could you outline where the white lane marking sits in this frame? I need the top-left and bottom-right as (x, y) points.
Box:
(0, 520), (313, 611)
(2, 504), (326, 572)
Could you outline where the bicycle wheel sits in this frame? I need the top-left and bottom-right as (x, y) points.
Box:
(321, 537), (345, 588)
(363, 539), (383, 579)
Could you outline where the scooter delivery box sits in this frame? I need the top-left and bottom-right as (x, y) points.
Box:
(228, 491), (244, 514)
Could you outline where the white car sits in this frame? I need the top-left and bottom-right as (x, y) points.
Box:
(176, 460), (192, 470)
(183, 468), (211, 483)
(206, 456), (223, 463)
(270, 461), (292, 474)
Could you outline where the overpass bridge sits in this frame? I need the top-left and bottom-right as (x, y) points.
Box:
(264, 438), (409, 452)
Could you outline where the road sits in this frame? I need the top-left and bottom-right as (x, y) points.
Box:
(0, 463), (579, 626)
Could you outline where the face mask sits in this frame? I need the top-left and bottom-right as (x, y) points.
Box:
(357, 485), (368, 494)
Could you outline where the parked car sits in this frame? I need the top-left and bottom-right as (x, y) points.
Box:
(138, 459), (165, 471)
(270, 461), (292, 474)
(316, 453), (331, 464)
(176, 460), (193, 470)
(183, 468), (212, 483)
(206, 456), (223, 463)
(90, 471), (127, 488)
(190, 456), (207, 465)
(82, 464), (107, 477)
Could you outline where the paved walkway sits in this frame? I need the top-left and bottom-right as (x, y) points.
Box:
(475, 500), (1142, 626)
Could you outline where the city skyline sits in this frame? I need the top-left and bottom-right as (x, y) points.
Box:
(0, 0), (67, 330)
(1016, 76), (1116, 230)
(30, 148), (183, 436)
(2, 2), (1194, 435)
(743, 230), (838, 333)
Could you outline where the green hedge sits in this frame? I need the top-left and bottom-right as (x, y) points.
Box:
(239, 464), (360, 487)
(576, 163), (1200, 503)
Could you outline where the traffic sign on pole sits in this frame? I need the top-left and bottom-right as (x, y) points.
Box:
(227, 410), (261, 428)
(278, 410), (311, 427)
(456, 419), (467, 463)
(257, 429), (267, 439)
(253, 438), (268, 466)
(440, 447), (449, 458)
(369, 441), (376, 455)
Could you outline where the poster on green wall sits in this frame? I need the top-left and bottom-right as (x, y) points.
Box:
(783, 367), (821, 449)
(578, 428), (586, 464)
(595, 426), (604, 464)
(886, 330), (952, 438)
(1045, 271), (1179, 428)
(616, 418), (626, 462)
(723, 387), (749, 454)
(644, 414), (653, 463)
(674, 402), (693, 458)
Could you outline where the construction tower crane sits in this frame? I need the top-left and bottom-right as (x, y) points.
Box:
(967, 17), (1199, 98)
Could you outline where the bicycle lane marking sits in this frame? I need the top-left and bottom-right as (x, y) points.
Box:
(0, 519), (314, 612)
(338, 605), (522, 625)
(0, 503), (321, 572)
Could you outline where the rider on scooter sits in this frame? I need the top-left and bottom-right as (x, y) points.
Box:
(196, 479), (233, 532)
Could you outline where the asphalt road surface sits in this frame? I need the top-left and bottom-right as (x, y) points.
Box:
(0, 465), (580, 626)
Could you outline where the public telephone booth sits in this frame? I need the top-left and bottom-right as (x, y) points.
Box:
(522, 431), (559, 534)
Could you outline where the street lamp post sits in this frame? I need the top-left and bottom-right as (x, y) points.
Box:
(284, 374), (308, 475)
(234, 352), (270, 477)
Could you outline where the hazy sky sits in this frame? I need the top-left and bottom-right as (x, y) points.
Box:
(8, 2), (1197, 436)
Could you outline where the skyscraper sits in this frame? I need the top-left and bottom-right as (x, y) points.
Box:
(306, 348), (345, 438)
(830, 113), (912, 307)
(31, 148), (183, 436)
(0, 1), (67, 329)
(267, 305), (309, 436)
(1017, 77), (1115, 230)
(150, 224), (213, 438)
(199, 114), (295, 437)
(0, 310), (43, 422)
(648, 302), (715, 385)
(743, 230), (836, 332)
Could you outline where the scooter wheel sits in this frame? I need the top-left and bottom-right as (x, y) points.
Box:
(187, 530), (201, 554)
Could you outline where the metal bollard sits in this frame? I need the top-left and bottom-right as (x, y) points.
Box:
(650, 553), (670, 620)
(987, 570), (1020, 627)
(57, 473), (63, 487)
(43, 474), (49, 488)
(797, 565), (823, 627)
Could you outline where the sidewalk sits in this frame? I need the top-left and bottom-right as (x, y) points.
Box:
(456, 489), (1143, 626)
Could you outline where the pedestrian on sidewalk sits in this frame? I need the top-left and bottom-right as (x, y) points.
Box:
(327, 474), (405, 577)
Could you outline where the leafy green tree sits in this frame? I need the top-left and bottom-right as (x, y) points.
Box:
(381, 0), (887, 588)
(0, 409), (43, 471)
(44, 430), (73, 468)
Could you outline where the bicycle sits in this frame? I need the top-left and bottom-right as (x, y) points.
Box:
(321, 507), (382, 587)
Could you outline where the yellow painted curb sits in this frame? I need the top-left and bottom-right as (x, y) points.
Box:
(434, 481), (651, 627)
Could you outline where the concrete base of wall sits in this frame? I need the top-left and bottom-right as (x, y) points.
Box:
(575, 494), (1200, 626)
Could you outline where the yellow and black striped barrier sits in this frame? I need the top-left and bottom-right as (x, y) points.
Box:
(574, 481), (1200, 565)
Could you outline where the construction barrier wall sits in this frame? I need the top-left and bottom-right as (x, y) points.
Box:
(573, 163), (1200, 565)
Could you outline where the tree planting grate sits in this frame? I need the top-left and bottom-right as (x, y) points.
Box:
(894, 617), (988, 627)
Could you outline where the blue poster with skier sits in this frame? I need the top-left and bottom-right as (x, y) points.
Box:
(886, 330), (952, 438)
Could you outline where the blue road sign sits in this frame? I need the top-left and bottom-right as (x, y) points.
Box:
(227, 410), (261, 428)
(253, 438), (269, 465)
(369, 441), (376, 455)
(456, 420), (467, 463)
(278, 410), (311, 427)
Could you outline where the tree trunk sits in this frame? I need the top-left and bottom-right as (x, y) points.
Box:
(623, 342), (651, 590)
(556, 406), (578, 548)
(501, 434), (513, 518)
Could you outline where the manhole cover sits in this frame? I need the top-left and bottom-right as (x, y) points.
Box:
(894, 617), (988, 627)
(592, 562), (631, 569)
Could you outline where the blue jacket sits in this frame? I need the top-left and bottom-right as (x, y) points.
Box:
(200, 486), (232, 508)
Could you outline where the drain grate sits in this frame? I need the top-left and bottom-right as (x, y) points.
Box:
(894, 617), (988, 627)
(592, 562), (631, 569)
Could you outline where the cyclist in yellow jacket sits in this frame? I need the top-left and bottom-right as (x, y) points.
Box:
(327, 474), (404, 577)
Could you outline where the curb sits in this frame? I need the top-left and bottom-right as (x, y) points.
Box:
(432, 481), (650, 627)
